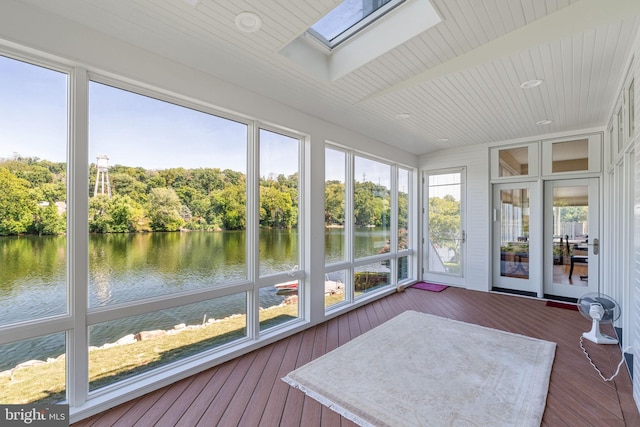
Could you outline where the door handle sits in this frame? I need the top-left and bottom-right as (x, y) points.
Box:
(591, 238), (599, 255)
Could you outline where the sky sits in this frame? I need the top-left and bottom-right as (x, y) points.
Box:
(311, 0), (393, 42)
(0, 54), (297, 178)
(0, 53), (396, 188)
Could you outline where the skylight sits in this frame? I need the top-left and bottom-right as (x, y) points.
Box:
(281, 0), (441, 81)
(308, 0), (405, 49)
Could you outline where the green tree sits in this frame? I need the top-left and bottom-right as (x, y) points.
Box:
(110, 172), (147, 201)
(222, 169), (244, 186)
(148, 187), (185, 231)
(354, 181), (385, 226)
(158, 167), (189, 189)
(560, 206), (588, 223)
(192, 168), (224, 195)
(30, 203), (65, 235)
(0, 168), (35, 235)
(89, 194), (113, 233)
(260, 185), (295, 228)
(428, 195), (461, 258)
(146, 172), (166, 190)
(108, 194), (146, 232)
(210, 185), (246, 230)
(398, 190), (409, 229)
(189, 197), (211, 224)
(324, 181), (345, 225)
(0, 156), (306, 235)
(14, 165), (53, 187)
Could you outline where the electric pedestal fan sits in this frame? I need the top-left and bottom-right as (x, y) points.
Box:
(577, 292), (620, 344)
(577, 292), (630, 382)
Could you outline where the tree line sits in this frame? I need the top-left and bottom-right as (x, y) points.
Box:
(0, 156), (404, 236)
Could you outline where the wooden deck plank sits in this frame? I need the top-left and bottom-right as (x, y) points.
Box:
(74, 287), (640, 427)
(299, 322), (328, 427)
(320, 316), (342, 427)
(111, 387), (168, 426)
(258, 334), (305, 427)
(175, 358), (239, 426)
(152, 367), (215, 427)
(279, 327), (317, 427)
(131, 376), (195, 426)
(194, 352), (257, 427)
(215, 343), (275, 427)
(236, 341), (288, 426)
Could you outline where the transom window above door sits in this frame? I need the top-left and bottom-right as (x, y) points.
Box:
(491, 134), (601, 180)
(541, 134), (601, 176)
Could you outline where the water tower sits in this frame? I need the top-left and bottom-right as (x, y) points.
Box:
(94, 155), (112, 197)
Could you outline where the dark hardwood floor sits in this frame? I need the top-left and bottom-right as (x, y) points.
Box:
(73, 287), (639, 426)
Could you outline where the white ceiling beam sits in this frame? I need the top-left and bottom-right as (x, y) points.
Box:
(361, 0), (640, 102)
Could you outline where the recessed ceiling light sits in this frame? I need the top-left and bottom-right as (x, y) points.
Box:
(536, 119), (553, 125)
(520, 79), (544, 89)
(395, 113), (411, 120)
(437, 138), (449, 142)
(235, 12), (262, 33)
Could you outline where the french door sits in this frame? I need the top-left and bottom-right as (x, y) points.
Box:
(543, 178), (599, 299)
(492, 182), (540, 295)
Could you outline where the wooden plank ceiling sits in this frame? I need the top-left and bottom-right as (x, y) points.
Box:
(17, 0), (640, 155)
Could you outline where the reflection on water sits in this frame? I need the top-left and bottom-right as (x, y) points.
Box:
(88, 231), (249, 306)
(0, 230), (294, 370)
(0, 227), (390, 370)
(325, 226), (389, 263)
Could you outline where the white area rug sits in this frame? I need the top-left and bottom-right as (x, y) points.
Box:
(283, 310), (556, 427)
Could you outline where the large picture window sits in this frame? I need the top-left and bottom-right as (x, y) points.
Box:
(0, 51), (306, 407)
(258, 128), (301, 330)
(325, 145), (415, 308)
(89, 81), (249, 305)
(258, 129), (299, 276)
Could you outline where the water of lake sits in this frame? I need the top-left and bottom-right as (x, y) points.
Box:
(0, 227), (388, 370)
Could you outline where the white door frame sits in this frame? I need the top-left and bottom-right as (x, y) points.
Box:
(491, 181), (541, 296)
(543, 178), (600, 299)
(423, 168), (466, 287)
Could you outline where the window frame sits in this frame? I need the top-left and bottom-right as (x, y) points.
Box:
(0, 50), (76, 402)
(541, 134), (602, 177)
(307, 0), (406, 50)
(324, 143), (416, 312)
(490, 142), (539, 180)
(0, 49), (309, 411)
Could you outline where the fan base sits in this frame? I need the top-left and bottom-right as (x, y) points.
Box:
(583, 330), (619, 345)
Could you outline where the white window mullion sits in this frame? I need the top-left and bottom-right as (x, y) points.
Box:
(344, 151), (354, 301)
(246, 122), (259, 339)
(390, 165), (399, 286)
(67, 66), (90, 406)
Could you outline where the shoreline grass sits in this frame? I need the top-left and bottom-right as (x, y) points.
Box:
(0, 302), (299, 405)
